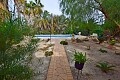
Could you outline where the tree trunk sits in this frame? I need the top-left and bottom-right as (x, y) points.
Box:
(14, 0), (21, 18)
(0, 0), (8, 10)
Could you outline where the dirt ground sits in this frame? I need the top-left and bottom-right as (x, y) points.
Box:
(64, 39), (120, 80)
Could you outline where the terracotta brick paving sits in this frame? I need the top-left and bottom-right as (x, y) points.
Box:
(46, 39), (73, 80)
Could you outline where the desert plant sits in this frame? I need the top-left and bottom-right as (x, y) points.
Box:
(99, 48), (107, 53)
(96, 62), (115, 73)
(60, 40), (68, 45)
(0, 47), (31, 79)
(48, 44), (54, 47)
(0, 18), (34, 52)
(31, 38), (40, 45)
(109, 39), (116, 45)
(45, 51), (53, 57)
(0, 16), (39, 80)
(76, 38), (82, 43)
(73, 51), (87, 71)
(74, 51), (87, 63)
(87, 45), (90, 50)
(0, 19), (23, 51)
(0, 36), (39, 80)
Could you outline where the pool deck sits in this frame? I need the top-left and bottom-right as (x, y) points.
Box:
(46, 39), (73, 80)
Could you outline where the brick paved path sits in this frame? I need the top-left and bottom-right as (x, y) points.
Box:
(46, 39), (73, 80)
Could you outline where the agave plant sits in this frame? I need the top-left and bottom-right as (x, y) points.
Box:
(96, 62), (115, 73)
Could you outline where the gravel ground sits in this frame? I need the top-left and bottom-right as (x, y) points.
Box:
(64, 39), (120, 80)
(29, 40), (54, 80)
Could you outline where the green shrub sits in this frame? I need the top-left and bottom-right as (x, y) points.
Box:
(0, 18), (39, 80)
(96, 62), (115, 73)
(0, 18), (36, 51)
(0, 39), (38, 80)
(45, 51), (53, 57)
(74, 51), (87, 63)
(0, 19), (23, 51)
(60, 41), (68, 45)
(31, 38), (40, 44)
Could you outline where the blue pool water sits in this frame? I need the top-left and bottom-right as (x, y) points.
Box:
(34, 34), (72, 39)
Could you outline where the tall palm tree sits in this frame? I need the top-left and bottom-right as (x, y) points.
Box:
(21, 0), (43, 24)
(33, 0), (43, 17)
(57, 15), (68, 33)
(50, 14), (67, 34)
(52, 15), (59, 34)
(33, 18), (49, 30)
(24, 0), (43, 17)
(42, 10), (51, 20)
(14, 0), (25, 18)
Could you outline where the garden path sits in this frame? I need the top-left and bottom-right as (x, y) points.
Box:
(46, 39), (73, 80)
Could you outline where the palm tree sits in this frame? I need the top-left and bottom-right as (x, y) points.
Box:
(33, 0), (43, 17)
(57, 15), (68, 33)
(14, 0), (25, 18)
(42, 10), (51, 20)
(50, 14), (68, 34)
(24, 0), (43, 17)
(49, 14), (60, 34)
(33, 18), (49, 30)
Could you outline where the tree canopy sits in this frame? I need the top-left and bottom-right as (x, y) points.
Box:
(59, 0), (120, 23)
(59, 0), (120, 35)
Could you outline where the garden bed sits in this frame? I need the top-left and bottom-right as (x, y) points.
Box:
(29, 40), (54, 80)
(64, 40), (120, 80)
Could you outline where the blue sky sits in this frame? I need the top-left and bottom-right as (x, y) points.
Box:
(28, 0), (62, 15)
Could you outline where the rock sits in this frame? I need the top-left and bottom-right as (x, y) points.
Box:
(115, 51), (120, 55)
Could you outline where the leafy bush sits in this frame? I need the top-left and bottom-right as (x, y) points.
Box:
(74, 51), (87, 63)
(0, 39), (38, 80)
(60, 41), (68, 45)
(31, 38), (40, 44)
(0, 18), (38, 80)
(0, 19), (23, 51)
(0, 18), (37, 51)
(92, 28), (103, 37)
(96, 62), (115, 73)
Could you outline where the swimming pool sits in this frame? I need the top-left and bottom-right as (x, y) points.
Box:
(34, 34), (72, 39)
